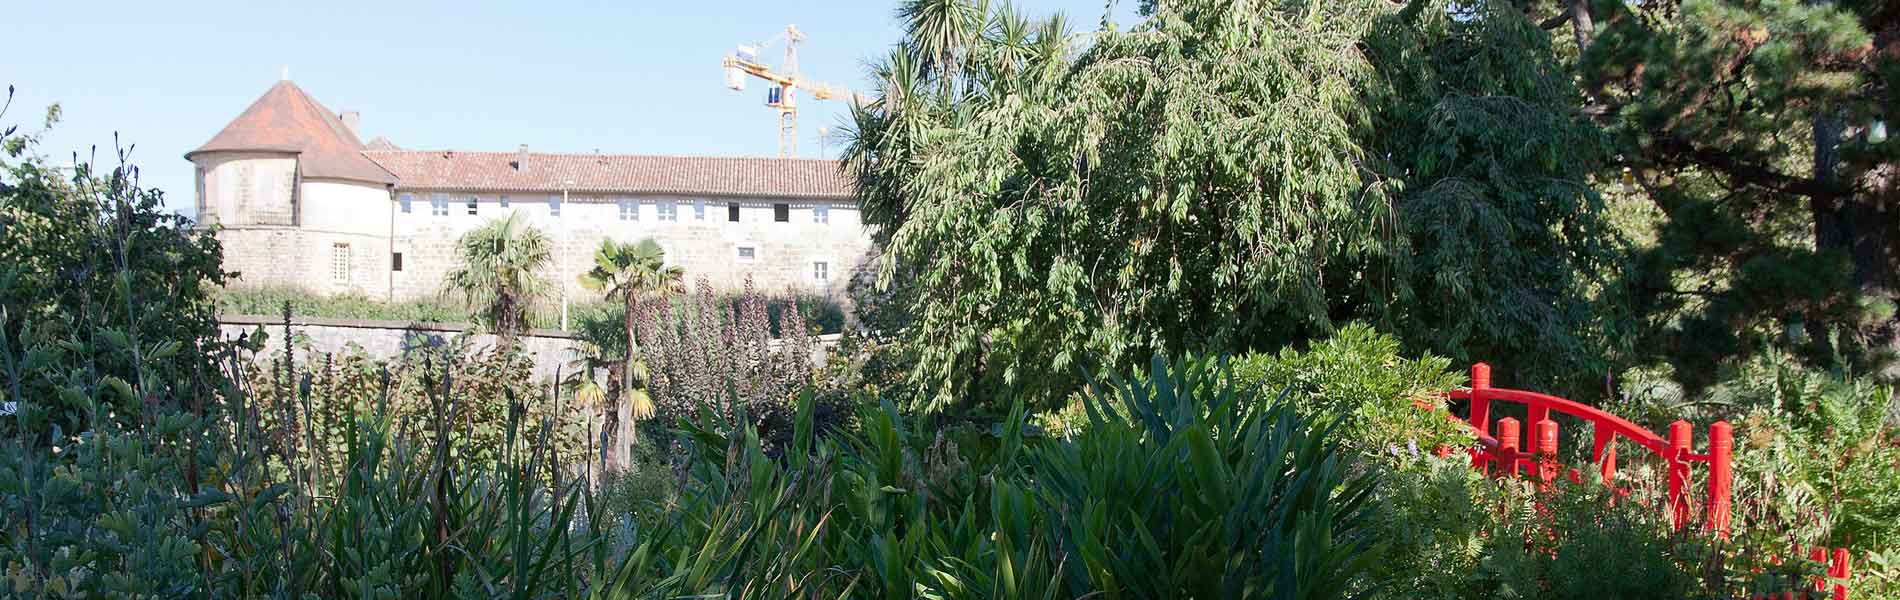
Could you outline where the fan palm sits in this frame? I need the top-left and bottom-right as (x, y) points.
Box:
(564, 339), (658, 474)
(443, 212), (552, 352)
(578, 237), (684, 468)
(897, 0), (985, 88)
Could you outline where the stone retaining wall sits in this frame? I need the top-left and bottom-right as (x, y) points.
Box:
(217, 315), (839, 381)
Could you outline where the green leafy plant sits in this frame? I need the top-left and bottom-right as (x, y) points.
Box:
(445, 212), (554, 349)
(1234, 323), (1472, 457)
(845, 0), (1625, 410)
(578, 237), (681, 469)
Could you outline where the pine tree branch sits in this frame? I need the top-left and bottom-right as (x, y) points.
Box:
(1650, 135), (1846, 199)
(1539, 12), (1572, 30)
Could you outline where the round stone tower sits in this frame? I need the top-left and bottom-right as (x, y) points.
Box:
(187, 79), (398, 296)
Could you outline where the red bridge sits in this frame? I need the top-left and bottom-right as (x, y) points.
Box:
(1438, 363), (1853, 599)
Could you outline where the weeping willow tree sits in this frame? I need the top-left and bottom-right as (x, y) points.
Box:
(1365, 1), (1626, 395)
(846, 0), (1625, 410)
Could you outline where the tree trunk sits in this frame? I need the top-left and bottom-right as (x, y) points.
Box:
(602, 363), (625, 471)
(1814, 110), (1900, 375)
(1849, 162), (1900, 377)
(615, 397), (633, 470)
(601, 293), (640, 471)
(1565, 0), (1594, 51)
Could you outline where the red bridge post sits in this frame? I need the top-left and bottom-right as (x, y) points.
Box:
(1536, 419), (1559, 487)
(1591, 426), (1618, 485)
(1708, 421), (1733, 536)
(1831, 547), (1851, 600)
(1469, 363), (1492, 472)
(1668, 421), (1692, 530)
(1498, 417), (1522, 477)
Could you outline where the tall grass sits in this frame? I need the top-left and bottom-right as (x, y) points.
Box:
(3, 340), (1384, 598)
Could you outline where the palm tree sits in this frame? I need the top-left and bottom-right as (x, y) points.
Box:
(578, 237), (683, 469)
(897, 0), (983, 88)
(443, 212), (553, 353)
(564, 339), (655, 475)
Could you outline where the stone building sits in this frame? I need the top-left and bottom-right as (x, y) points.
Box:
(188, 79), (869, 314)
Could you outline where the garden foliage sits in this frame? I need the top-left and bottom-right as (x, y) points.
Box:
(631, 277), (821, 449)
(5, 0), (1900, 594)
(845, 0), (1624, 410)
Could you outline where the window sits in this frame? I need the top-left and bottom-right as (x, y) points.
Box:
(773, 203), (790, 222)
(813, 203), (830, 224)
(331, 243), (351, 282)
(399, 193), (414, 214)
(391, 252), (404, 272)
(498, 194), (510, 208)
(549, 195), (562, 216)
(728, 203), (741, 222)
(430, 194), (449, 216)
(736, 246), (757, 261)
(693, 201), (706, 220)
(466, 195), (478, 215)
(619, 200), (638, 221)
(812, 261), (829, 282)
(657, 201), (679, 222)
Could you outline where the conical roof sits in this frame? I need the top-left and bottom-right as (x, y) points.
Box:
(187, 80), (397, 185)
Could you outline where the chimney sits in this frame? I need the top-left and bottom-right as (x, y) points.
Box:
(515, 144), (529, 171)
(340, 111), (362, 139)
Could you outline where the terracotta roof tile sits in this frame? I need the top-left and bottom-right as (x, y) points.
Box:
(363, 150), (852, 199)
(187, 81), (397, 185)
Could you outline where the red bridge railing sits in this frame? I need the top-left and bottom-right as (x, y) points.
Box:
(1436, 363), (1852, 599)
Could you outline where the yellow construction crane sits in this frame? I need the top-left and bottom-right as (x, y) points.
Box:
(722, 25), (860, 157)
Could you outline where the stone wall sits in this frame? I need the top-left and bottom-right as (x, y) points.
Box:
(218, 315), (840, 382)
(216, 227), (392, 297)
(388, 191), (877, 304)
(219, 315), (582, 380)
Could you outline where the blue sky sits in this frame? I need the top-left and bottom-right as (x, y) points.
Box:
(3, 0), (1137, 214)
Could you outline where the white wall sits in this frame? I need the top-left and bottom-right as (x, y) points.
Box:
(300, 179), (391, 236)
(387, 191), (874, 304)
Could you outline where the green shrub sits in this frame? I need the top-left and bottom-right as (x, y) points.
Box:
(216, 284), (470, 324)
(612, 354), (1383, 599)
(592, 431), (679, 531)
(1234, 323), (1473, 457)
(0, 102), (233, 596)
(1722, 359), (1900, 555)
(1618, 351), (1900, 555)
(237, 324), (592, 485)
(1361, 455), (1842, 599)
(1040, 354), (1383, 597)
